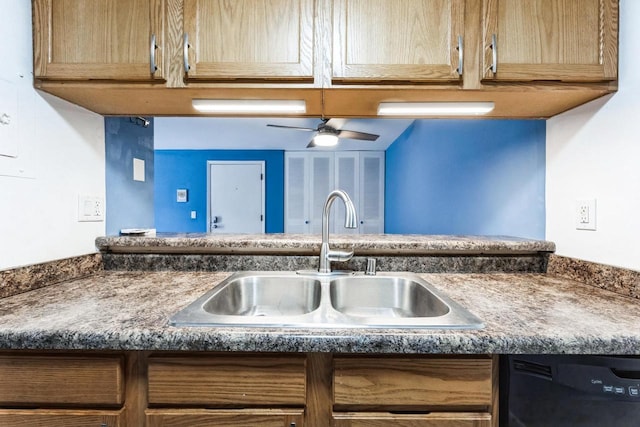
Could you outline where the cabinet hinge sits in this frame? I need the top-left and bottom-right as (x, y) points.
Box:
(260, 173), (264, 181)
(260, 214), (264, 222)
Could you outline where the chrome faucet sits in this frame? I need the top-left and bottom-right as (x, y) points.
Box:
(318, 189), (358, 274)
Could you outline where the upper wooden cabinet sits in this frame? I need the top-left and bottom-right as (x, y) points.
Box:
(33, 0), (165, 81)
(183, 0), (316, 82)
(481, 0), (618, 82)
(31, 0), (619, 117)
(332, 0), (465, 83)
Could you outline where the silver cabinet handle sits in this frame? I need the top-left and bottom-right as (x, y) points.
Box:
(456, 35), (463, 76)
(490, 33), (497, 74)
(183, 33), (190, 73)
(150, 34), (158, 74)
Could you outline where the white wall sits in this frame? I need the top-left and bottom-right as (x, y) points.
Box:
(546, 0), (640, 271)
(0, 2), (105, 270)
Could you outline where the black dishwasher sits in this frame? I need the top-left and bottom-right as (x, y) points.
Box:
(500, 355), (640, 426)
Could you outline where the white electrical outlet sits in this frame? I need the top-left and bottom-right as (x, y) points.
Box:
(78, 195), (105, 222)
(575, 199), (597, 231)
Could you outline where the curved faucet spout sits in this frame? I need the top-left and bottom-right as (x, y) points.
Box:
(319, 190), (358, 274)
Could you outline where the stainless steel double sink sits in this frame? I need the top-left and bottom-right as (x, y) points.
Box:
(169, 271), (483, 329)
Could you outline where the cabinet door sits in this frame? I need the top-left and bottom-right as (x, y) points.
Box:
(285, 153), (310, 233)
(183, 0), (315, 81)
(358, 153), (385, 234)
(33, 0), (164, 80)
(482, 0), (618, 82)
(147, 408), (304, 427)
(332, 0), (465, 83)
(332, 412), (491, 427)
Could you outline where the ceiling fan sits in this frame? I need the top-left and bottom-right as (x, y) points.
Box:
(267, 118), (379, 148)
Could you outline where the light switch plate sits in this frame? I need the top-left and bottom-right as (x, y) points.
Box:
(177, 189), (188, 202)
(133, 158), (145, 182)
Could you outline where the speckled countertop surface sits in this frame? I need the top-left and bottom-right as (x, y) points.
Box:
(0, 270), (637, 354)
(96, 234), (556, 255)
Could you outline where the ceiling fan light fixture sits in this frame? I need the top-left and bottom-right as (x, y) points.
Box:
(377, 101), (495, 116)
(192, 99), (306, 114)
(312, 133), (339, 147)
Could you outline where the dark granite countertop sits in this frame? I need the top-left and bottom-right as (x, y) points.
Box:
(96, 234), (556, 255)
(0, 270), (637, 354)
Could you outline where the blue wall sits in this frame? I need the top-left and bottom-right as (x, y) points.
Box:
(385, 120), (546, 239)
(154, 150), (284, 233)
(105, 117), (155, 236)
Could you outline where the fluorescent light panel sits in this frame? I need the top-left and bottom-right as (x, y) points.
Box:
(378, 101), (495, 116)
(192, 99), (306, 114)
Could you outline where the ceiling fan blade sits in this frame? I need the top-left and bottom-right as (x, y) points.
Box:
(266, 124), (317, 131)
(306, 139), (317, 148)
(336, 129), (380, 141)
(325, 118), (347, 130)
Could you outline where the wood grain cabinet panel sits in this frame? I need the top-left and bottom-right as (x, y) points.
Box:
(33, 0), (165, 81)
(0, 409), (123, 427)
(147, 356), (307, 406)
(332, 412), (492, 427)
(146, 408), (304, 427)
(482, 0), (618, 82)
(0, 355), (124, 407)
(333, 356), (493, 409)
(183, 0), (315, 81)
(332, 0), (465, 83)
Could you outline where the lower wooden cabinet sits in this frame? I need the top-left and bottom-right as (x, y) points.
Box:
(0, 409), (123, 427)
(332, 412), (492, 427)
(146, 409), (304, 427)
(0, 352), (498, 427)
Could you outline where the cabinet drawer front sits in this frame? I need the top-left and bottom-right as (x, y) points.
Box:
(333, 412), (491, 427)
(148, 356), (306, 406)
(147, 408), (304, 427)
(0, 409), (123, 427)
(0, 355), (124, 406)
(333, 357), (492, 408)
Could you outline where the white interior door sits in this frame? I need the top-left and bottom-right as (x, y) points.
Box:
(208, 161), (265, 233)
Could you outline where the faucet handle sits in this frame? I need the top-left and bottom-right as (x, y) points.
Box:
(327, 248), (354, 262)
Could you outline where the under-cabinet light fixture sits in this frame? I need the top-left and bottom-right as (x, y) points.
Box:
(377, 101), (495, 116)
(192, 99), (306, 114)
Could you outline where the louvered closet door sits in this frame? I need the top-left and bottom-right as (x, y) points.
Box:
(359, 152), (385, 234)
(334, 153), (360, 235)
(309, 154), (335, 234)
(284, 153), (310, 233)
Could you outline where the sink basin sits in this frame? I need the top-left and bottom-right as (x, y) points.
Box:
(169, 272), (483, 329)
(330, 276), (450, 318)
(203, 275), (321, 316)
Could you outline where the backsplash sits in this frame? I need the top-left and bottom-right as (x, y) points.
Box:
(102, 253), (549, 274)
(0, 254), (103, 298)
(548, 255), (640, 300)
